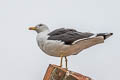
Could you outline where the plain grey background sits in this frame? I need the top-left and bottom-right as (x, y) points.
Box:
(0, 0), (119, 80)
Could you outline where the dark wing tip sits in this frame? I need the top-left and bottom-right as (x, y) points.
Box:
(97, 33), (113, 40)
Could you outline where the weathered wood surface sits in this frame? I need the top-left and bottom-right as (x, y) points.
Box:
(43, 64), (93, 80)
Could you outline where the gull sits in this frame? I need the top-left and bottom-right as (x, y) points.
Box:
(29, 24), (113, 69)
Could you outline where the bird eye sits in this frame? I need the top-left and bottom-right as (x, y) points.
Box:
(38, 24), (43, 26)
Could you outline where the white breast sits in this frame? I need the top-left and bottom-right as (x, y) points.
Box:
(36, 33), (48, 50)
(36, 33), (70, 57)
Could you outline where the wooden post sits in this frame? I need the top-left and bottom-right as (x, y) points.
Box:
(43, 64), (93, 80)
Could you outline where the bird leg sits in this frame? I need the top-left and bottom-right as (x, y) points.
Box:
(65, 56), (68, 70)
(60, 54), (63, 67)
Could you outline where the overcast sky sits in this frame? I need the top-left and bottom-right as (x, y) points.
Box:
(0, 0), (120, 80)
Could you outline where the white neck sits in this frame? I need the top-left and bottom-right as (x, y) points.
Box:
(38, 29), (50, 35)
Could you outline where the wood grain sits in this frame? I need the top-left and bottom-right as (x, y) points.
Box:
(43, 64), (93, 80)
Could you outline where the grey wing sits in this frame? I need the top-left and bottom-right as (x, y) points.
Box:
(48, 30), (94, 45)
(48, 28), (77, 36)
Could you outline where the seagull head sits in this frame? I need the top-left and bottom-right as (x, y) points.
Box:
(29, 24), (49, 33)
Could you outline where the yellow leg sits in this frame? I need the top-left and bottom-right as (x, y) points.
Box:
(65, 56), (68, 70)
(60, 54), (63, 67)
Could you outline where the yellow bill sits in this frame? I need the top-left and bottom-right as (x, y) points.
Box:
(29, 27), (37, 30)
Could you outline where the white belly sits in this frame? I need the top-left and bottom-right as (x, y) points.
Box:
(41, 40), (71, 57)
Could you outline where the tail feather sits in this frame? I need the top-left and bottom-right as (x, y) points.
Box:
(97, 33), (113, 40)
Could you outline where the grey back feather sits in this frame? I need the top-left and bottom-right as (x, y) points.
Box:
(48, 28), (94, 45)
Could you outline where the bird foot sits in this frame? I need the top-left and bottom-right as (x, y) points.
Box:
(59, 64), (62, 68)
